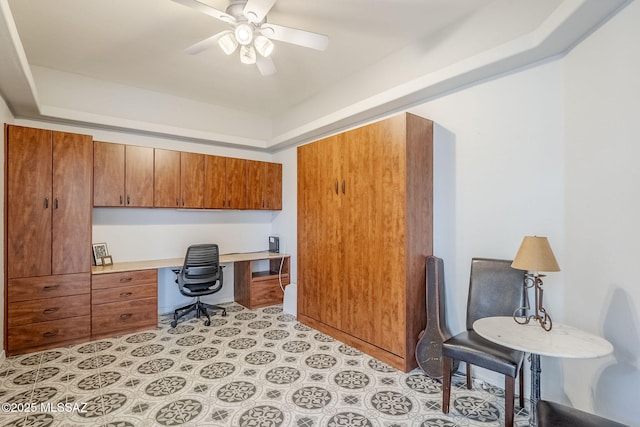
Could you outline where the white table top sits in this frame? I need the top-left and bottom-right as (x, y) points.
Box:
(473, 316), (613, 359)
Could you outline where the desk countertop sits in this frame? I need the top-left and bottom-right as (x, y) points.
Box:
(92, 251), (290, 275)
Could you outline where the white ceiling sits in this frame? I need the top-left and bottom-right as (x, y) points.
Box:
(0, 0), (629, 151)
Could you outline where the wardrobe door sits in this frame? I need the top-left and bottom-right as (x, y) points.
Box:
(6, 126), (52, 279)
(51, 131), (93, 275)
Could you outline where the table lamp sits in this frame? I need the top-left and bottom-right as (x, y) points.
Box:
(511, 236), (560, 331)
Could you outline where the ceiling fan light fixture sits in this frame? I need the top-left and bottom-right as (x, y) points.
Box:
(240, 45), (257, 65)
(218, 32), (238, 55)
(234, 23), (254, 45)
(254, 35), (274, 57)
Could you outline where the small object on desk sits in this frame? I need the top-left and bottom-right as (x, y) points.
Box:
(101, 255), (113, 266)
(269, 236), (280, 253)
(92, 242), (110, 266)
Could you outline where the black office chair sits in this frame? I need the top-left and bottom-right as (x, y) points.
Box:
(171, 244), (227, 328)
(441, 258), (526, 427)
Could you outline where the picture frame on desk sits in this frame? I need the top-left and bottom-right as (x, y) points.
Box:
(92, 242), (109, 266)
(101, 255), (113, 266)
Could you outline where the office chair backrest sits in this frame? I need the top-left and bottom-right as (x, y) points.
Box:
(465, 258), (525, 331)
(181, 244), (220, 286)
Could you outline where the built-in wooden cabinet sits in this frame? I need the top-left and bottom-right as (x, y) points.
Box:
(235, 256), (290, 309)
(204, 155), (247, 209)
(247, 160), (282, 210)
(297, 113), (433, 372)
(94, 142), (154, 207)
(5, 125), (93, 355)
(154, 148), (181, 207)
(91, 270), (158, 339)
(180, 152), (204, 208)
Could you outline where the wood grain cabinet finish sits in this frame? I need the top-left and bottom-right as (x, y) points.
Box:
(297, 113), (434, 372)
(154, 148), (181, 207)
(91, 270), (158, 339)
(204, 155), (247, 209)
(235, 257), (290, 309)
(5, 125), (92, 355)
(247, 160), (282, 210)
(94, 142), (154, 207)
(180, 152), (204, 208)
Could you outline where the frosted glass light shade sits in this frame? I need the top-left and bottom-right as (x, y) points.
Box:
(218, 32), (238, 55)
(234, 23), (253, 45)
(254, 35), (274, 57)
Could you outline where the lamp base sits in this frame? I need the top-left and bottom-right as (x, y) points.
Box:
(513, 273), (552, 331)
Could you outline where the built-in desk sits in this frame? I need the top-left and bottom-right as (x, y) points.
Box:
(89, 251), (290, 338)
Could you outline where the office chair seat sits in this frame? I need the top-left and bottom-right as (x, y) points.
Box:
(171, 244), (227, 328)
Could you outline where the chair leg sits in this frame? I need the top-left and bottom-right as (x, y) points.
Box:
(518, 364), (524, 408)
(505, 375), (515, 427)
(466, 362), (472, 389)
(442, 356), (452, 414)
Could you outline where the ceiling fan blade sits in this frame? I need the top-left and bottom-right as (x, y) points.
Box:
(243, 0), (278, 24)
(171, 0), (236, 24)
(185, 31), (230, 55)
(256, 55), (277, 76)
(260, 23), (328, 51)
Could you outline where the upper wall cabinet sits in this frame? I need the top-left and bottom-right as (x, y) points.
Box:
(154, 148), (180, 208)
(180, 152), (205, 208)
(204, 155), (247, 209)
(94, 142), (154, 207)
(247, 160), (282, 210)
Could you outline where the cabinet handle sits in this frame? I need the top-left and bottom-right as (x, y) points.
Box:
(127, 195), (130, 205)
(120, 313), (132, 320)
(335, 180), (338, 194)
(182, 198), (185, 206)
(43, 285), (59, 291)
(54, 198), (59, 209)
(43, 307), (59, 315)
(342, 180), (346, 194)
(120, 195), (123, 205)
(44, 197), (49, 209)
(43, 330), (58, 338)
(119, 292), (133, 298)
(176, 198), (179, 206)
(119, 277), (133, 283)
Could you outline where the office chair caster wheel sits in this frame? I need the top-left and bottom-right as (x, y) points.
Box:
(204, 319), (211, 326)
(222, 311), (227, 317)
(170, 320), (177, 328)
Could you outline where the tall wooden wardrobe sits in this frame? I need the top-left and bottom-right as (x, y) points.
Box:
(4, 125), (93, 355)
(297, 113), (433, 372)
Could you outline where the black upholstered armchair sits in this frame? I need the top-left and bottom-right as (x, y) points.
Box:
(441, 258), (526, 427)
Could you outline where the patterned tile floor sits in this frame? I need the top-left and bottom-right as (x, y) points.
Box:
(0, 303), (530, 426)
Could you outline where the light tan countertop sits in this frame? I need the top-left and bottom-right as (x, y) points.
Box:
(92, 251), (290, 275)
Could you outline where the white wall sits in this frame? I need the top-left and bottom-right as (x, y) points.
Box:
(563, 1), (640, 424)
(0, 94), (15, 359)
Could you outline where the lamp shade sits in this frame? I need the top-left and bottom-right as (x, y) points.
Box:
(511, 236), (560, 272)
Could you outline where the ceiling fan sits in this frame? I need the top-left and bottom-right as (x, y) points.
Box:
(172, 0), (329, 76)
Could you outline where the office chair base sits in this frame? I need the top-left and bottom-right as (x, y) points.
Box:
(170, 299), (227, 328)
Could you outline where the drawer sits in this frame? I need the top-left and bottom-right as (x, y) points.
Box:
(92, 297), (158, 336)
(251, 278), (285, 308)
(92, 283), (157, 305)
(8, 294), (91, 326)
(8, 273), (90, 302)
(92, 269), (157, 290)
(8, 316), (91, 352)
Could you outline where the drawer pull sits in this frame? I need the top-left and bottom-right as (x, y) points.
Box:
(43, 330), (58, 338)
(120, 313), (132, 320)
(119, 277), (133, 283)
(119, 292), (133, 297)
(43, 285), (59, 291)
(43, 307), (60, 315)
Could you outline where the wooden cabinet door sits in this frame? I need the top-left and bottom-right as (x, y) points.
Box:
(226, 157), (247, 209)
(264, 162), (282, 210)
(6, 126), (52, 279)
(180, 152), (204, 208)
(154, 149), (180, 208)
(204, 155), (226, 209)
(343, 116), (407, 356)
(246, 160), (266, 209)
(93, 141), (125, 206)
(125, 145), (154, 207)
(51, 131), (93, 275)
(297, 134), (344, 330)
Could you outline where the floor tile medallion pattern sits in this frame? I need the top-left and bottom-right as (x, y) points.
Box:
(0, 303), (530, 426)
